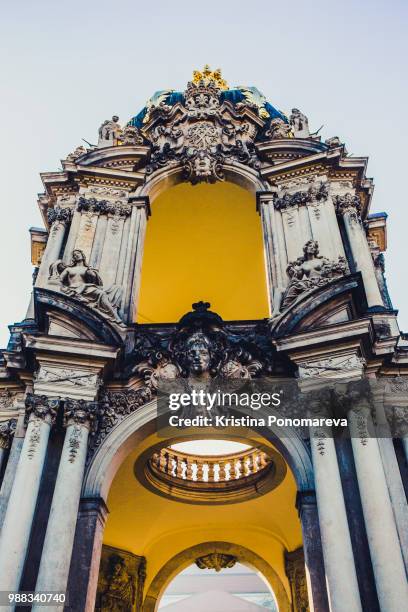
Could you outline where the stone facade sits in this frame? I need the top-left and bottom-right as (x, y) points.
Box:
(0, 66), (407, 612)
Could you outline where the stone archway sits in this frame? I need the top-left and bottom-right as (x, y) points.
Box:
(142, 541), (291, 612)
(82, 400), (314, 501)
(72, 402), (318, 612)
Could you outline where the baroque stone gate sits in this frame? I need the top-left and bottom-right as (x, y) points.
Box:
(0, 67), (407, 611)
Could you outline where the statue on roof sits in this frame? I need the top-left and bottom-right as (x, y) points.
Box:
(98, 115), (122, 147)
(289, 108), (310, 138)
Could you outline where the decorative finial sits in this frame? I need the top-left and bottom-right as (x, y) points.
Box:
(192, 65), (228, 90)
(192, 301), (211, 312)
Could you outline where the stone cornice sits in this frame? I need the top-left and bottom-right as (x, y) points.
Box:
(23, 333), (119, 361)
(64, 144), (150, 168)
(274, 318), (372, 355)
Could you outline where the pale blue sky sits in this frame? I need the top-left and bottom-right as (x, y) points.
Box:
(1, 0), (407, 346)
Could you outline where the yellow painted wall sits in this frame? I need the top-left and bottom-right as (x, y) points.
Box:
(103, 434), (302, 600)
(136, 182), (270, 324)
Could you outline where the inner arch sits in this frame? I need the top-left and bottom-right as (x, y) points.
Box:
(136, 182), (270, 323)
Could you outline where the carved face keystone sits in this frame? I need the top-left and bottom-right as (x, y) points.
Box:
(185, 336), (211, 374)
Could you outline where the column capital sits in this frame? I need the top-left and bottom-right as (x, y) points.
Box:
(0, 418), (17, 450)
(46, 205), (73, 226)
(63, 398), (99, 430)
(333, 192), (362, 222)
(25, 393), (60, 425)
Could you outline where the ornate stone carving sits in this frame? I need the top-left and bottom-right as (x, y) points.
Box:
(129, 301), (265, 384)
(25, 394), (59, 459)
(98, 116), (122, 147)
(47, 206), (72, 226)
(63, 398), (98, 429)
(25, 394), (60, 424)
(119, 124), (144, 146)
(0, 389), (17, 411)
(66, 145), (88, 161)
(285, 547), (309, 612)
(90, 387), (152, 454)
(265, 117), (292, 139)
(333, 379), (374, 445)
(77, 197), (131, 217)
(289, 108), (310, 138)
(67, 425), (83, 462)
(86, 186), (128, 199)
(297, 355), (365, 379)
(388, 406), (408, 438)
(0, 418), (17, 450)
(95, 545), (146, 612)
(89, 304), (279, 455)
(35, 367), (100, 389)
(195, 553), (237, 572)
(96, 546), (146, 612)
(281, 240), (348, 310)
(50, 249), (125, 327)
(274, 181), (328, 211)
(334, 192), (362, 223)
(144, 73), (264, 183)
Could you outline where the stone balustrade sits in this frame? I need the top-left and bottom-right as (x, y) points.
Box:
(150, 447), (270, 484)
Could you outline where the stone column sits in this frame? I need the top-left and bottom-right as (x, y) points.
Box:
(0, 411), (25, 530)
(123, 197), (149, 324)
(66, 497), (109, 612)
(310, 423), (362, 612)
(296, 490), (329, 612)
(371, 386), (408, 573)
(0, 395), (59, 593)
(257, 192), (287, 315)
(33, 400), (98, 611)
(35, 208), (72, 288)
(348, 392), (408, 611)
(334, 193), (383, 307)
(0, 419), (16, 484)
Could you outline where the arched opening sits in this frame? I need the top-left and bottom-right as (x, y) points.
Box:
(136, 182), (270, 323)
(89, 420), (305, 610)
(142, 541), (289, 612)
(158, 560), (278, 610)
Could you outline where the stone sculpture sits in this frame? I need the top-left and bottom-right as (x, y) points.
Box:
(281, 240), (348, 309)
(98, 116), (122, 147)
(266, 117), (292, 139)
(144, 72), (262, 183)
(289, 108), (310, 138)
(50, 249), (124, 326)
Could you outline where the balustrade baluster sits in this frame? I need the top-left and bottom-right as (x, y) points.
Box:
(196, 461), (204, 482)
